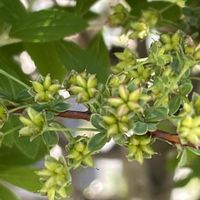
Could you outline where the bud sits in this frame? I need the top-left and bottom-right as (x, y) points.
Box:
(76, 75), (87, 87)
(194, 50), (200, 60)
(32, 81), (44, 93)
(103, 115), (117, 125)
(48, 84), (61, 94)
(87, 75), (97, 88)
(119, 85), (129, 101)
(161, 34), (171, 44)
(43, 74), (51, 89)
(107, 97), (124, 107)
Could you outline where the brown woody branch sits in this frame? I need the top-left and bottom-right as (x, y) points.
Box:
(11, 108), (199, 150)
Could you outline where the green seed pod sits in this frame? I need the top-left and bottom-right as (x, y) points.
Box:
(117, 104), (129, 116)
(161, 34), (171, 44)
(76, 75), (87, 87)
(48, 84), (61, 94)
(87, 75), (97, 88)
(35, 92), (45, 102)
(43, 74), (52, 90)
(32, 113), (44, 127)
(119, 85), (129, 101)
(129, 89), (141, 101)
(19, 127), (32, 137)
(87, 88), (97, 98)
(194, 50), (200, 60)
(172, 31), (181, 44)
(19, 116), (33, 126)
(77, 91), (90, 102)
(107, 97), (124, 107)
(107, 124), (118, 136)
(75, 142), (85, 152)
(103, 115), (117, 125)
(135, 150), (144, 164)
(32, 81), (44, 93)
(0, 103), (8, 128)
(83, 155), (93, 167)
(70, 86), (84, 94)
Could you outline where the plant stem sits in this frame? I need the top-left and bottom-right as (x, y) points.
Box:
(159, 3), (174, 14)
(47, 127), (98, 132)
(8, 105), (28, 113)
(0, 69), (30, 90)
(3, 125), (22, 136)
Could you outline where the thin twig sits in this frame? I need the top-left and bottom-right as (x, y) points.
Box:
(8, 107), (200, 150)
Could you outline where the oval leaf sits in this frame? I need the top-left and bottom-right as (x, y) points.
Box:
(133, 121), (148, 135)
(88, 132), (107, 152)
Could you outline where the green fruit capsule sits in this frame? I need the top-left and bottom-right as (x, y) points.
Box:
(19, 127), (31, 137)
(32, 81), (44, 93)
(48, 84), (61, 94)
(103, 115), (116, 125)
(87, 75), (97, 88)
(108, 97), (124, 107)
(35, 92), (45, 102)
(70, 86), (84, 94)
(19, 116), (33, 126)
(43, 74), (51, 89)
(161, 34), (171, 44)
(76, 75), (87, 87)
(194, 50), (200, 60)
(75, 142), (85, 152)
(119, 85), (129, 101)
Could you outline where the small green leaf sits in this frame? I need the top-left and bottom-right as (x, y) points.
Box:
(0, 167), (41, 192)
(187, 147), (200, 156)
(177, 149), (187, 167)
(91, 114), (105, 130)
(14, 136), (42, 159)
(169, 95), (181, 115)
(88, 132), (107, 152)
(133, 121), (148, 135)
(145, 107), (168, 122)
(0, 183), (20, 200)
(179, 82), (193, 96)
(157, 120), (176, 134)
(147, 123), (157, 132)
(43, 131), (58, 148)
(52, 102), (70, 112)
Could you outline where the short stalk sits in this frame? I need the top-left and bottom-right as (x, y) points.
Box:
(0, 69), (30, 90)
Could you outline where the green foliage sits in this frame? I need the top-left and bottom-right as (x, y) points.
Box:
(1, 0), (200, 199)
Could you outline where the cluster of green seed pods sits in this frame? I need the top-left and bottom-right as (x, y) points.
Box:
(67, 136), (93, 168)
(102, 114), (130, 137)
(36, 156), (71, 200)
(68, 71), (98, 102)
(112, 49), (137, 74)
(178, 95), (200, 146)
(108, 3), (129, 26)
(108, 85), (149, 116)
(127, 135), (155, 164)
(32, 74), (61, 102)
(19, 107), (45, 140)
(160, 31), (181, 52)
(129, 65), (151, 85)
